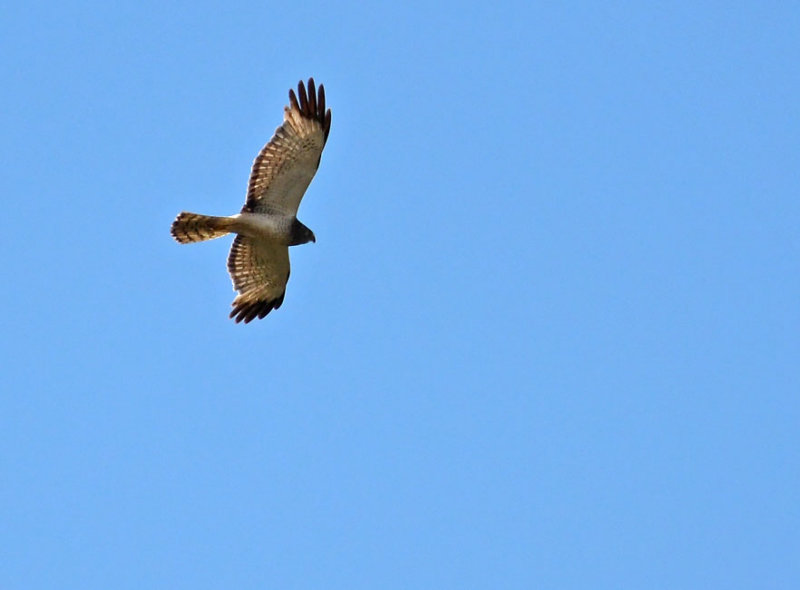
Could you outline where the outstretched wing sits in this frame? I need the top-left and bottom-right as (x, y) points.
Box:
(243, 78), (332, 216)
(227, 235), (290, 323)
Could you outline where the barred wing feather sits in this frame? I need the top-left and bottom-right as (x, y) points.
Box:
(243, 79), (332, 216)
(227, 235), (290, 323)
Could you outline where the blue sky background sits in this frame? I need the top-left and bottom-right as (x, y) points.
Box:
(2, 2), (798, 588)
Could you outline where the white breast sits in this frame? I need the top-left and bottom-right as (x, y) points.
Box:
(231, 212), (293, 242)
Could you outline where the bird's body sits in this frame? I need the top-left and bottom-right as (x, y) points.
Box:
(170, 78), (331, 323)
(234, 211), (295, 243)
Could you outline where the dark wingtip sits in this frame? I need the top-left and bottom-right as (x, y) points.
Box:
(307, 78), (317, 114)
(317, 83), (326, 116)
(323, 109), (332, 140)
(297, 79), (308, 113)
(288, 88), (299, 111)
(290, 78), (331, 139)
(229, 296), (285, 323)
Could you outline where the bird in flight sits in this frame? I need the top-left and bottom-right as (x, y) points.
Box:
(171, 78), (331, 323)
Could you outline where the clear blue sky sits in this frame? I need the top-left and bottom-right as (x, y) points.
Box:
(2, 2), (798, 588)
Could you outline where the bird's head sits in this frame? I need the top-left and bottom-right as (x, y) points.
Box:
(290, 219), (316, 246)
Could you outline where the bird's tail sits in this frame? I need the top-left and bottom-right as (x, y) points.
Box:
(171, 212), (236, 244)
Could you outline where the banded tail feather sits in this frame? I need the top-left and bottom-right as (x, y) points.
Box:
(171, 212), (235, 244)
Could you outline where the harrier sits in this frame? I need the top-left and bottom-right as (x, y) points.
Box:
(171, 78), (331, 323)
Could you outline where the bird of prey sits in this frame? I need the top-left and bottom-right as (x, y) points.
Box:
(171, 78), (331, 323)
